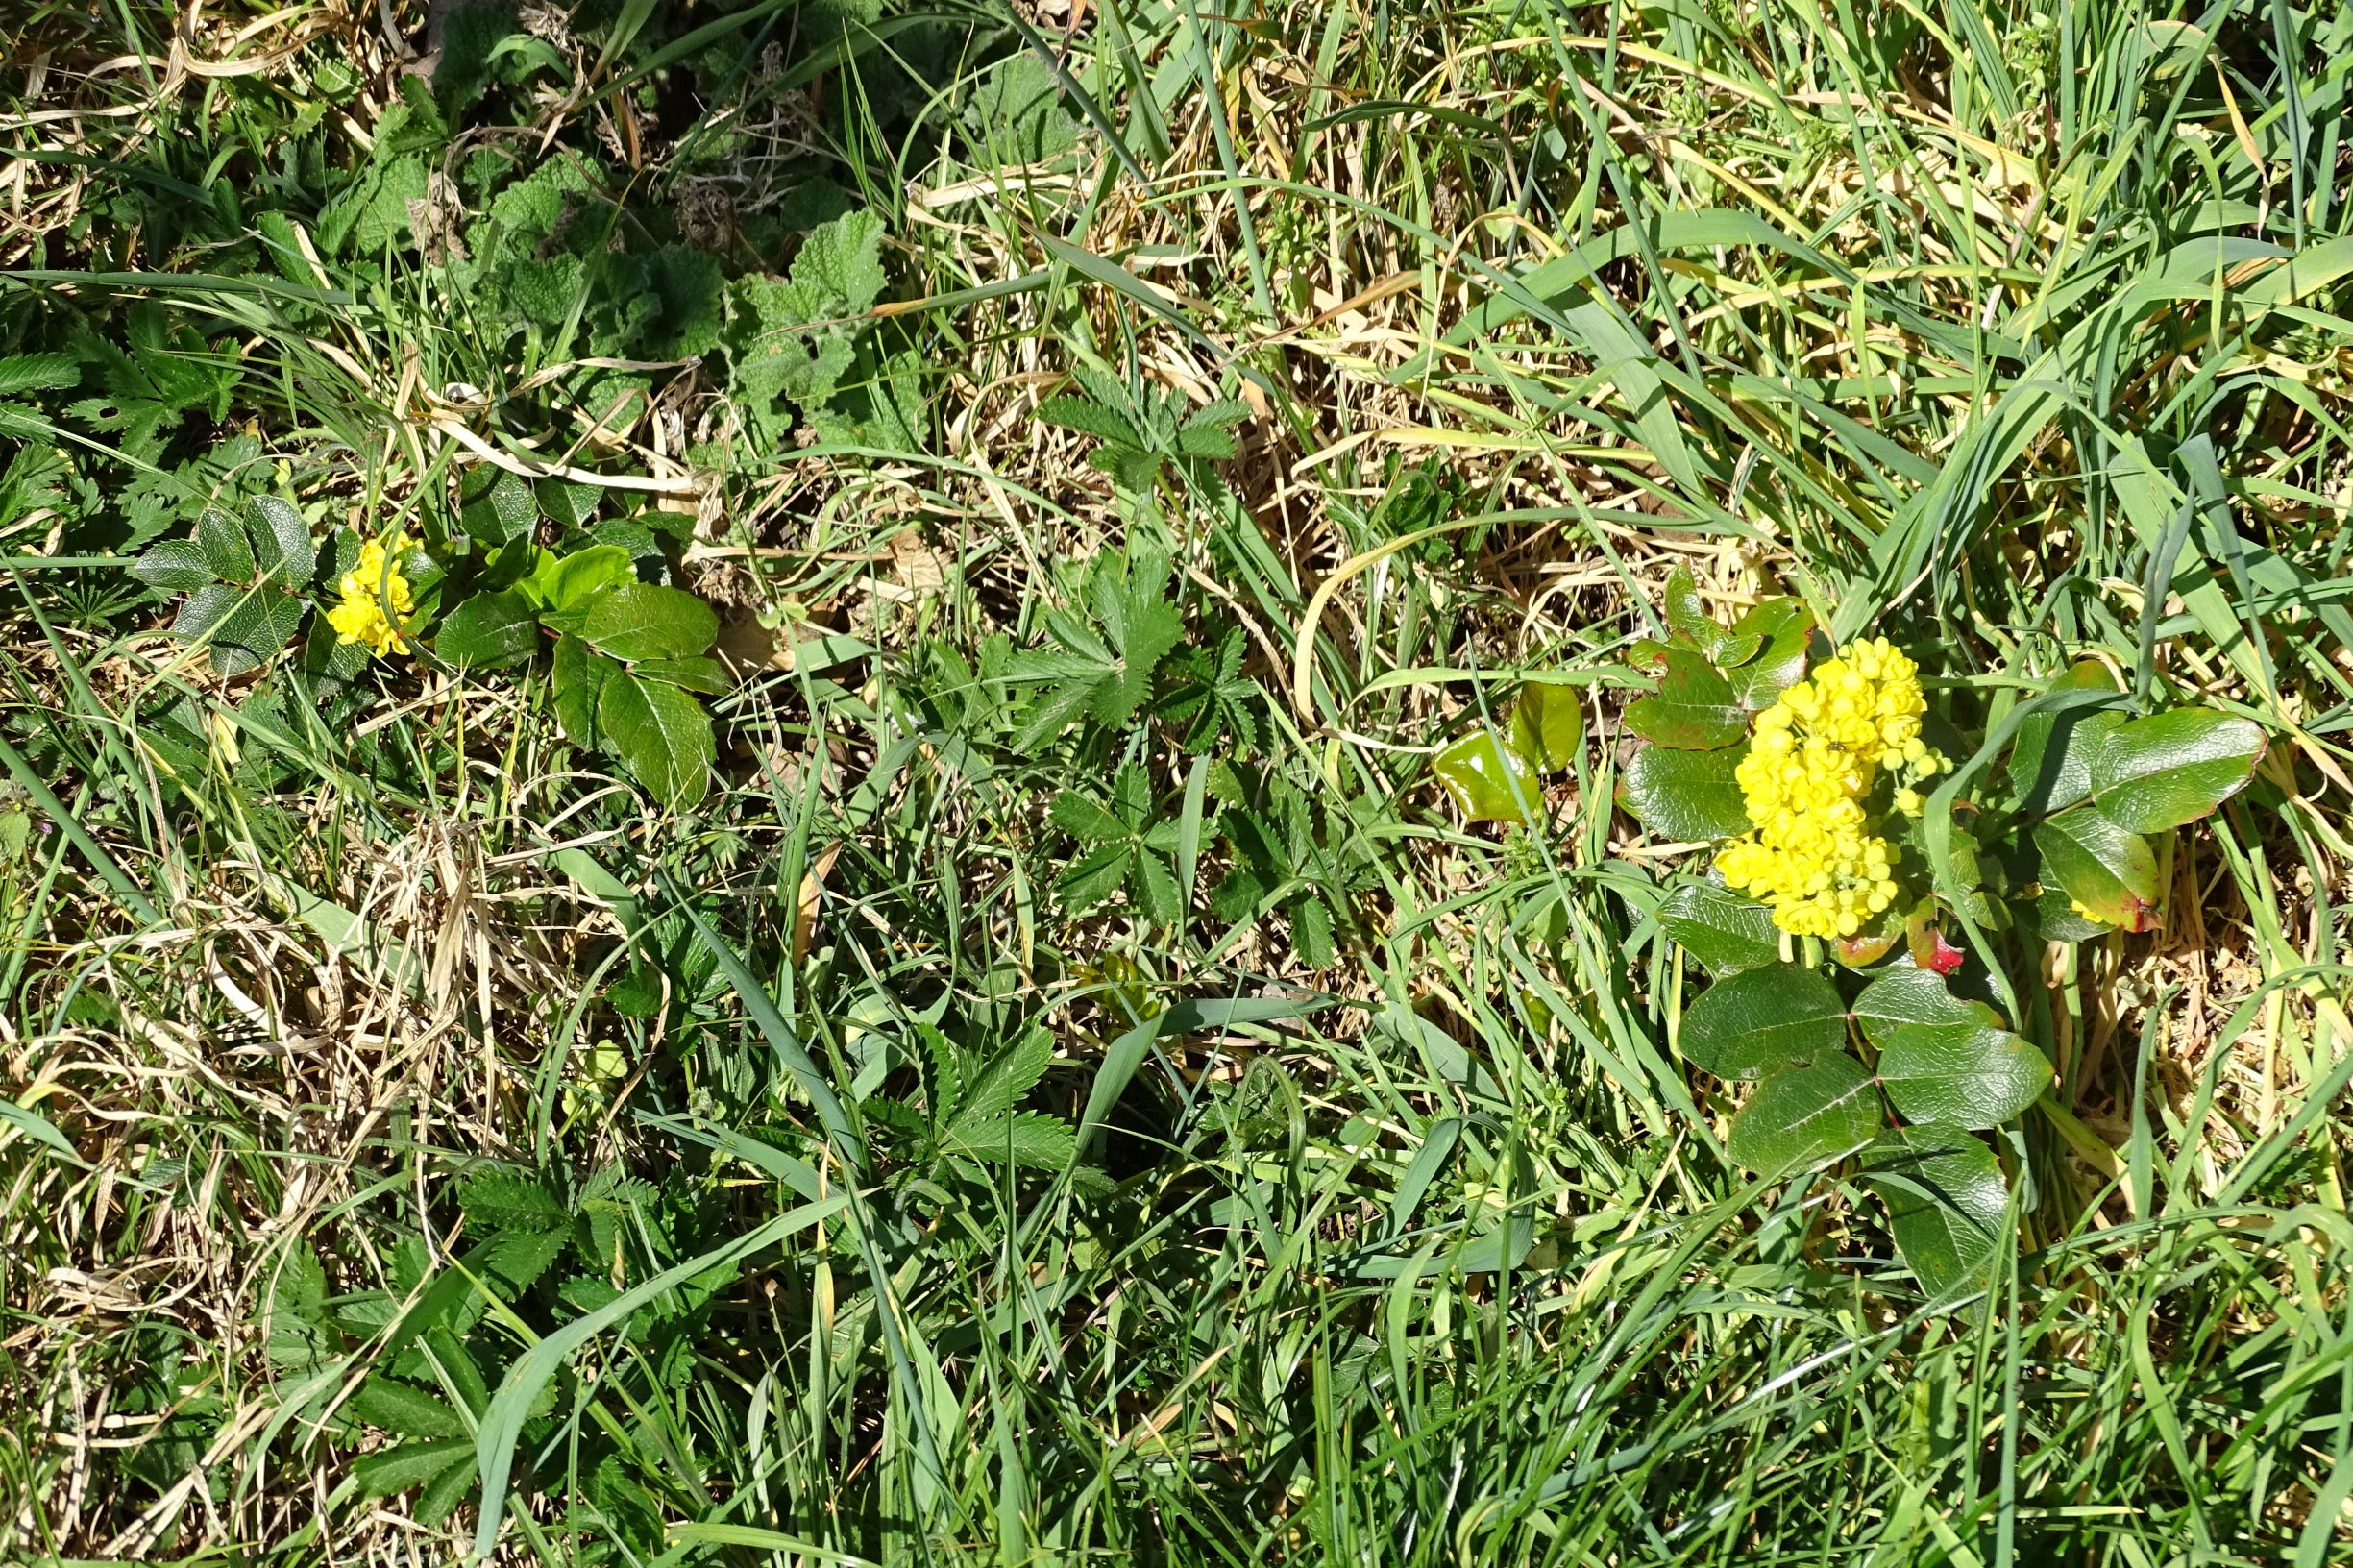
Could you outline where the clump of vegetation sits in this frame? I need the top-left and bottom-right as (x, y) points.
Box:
(2, 3), (2349, 1566)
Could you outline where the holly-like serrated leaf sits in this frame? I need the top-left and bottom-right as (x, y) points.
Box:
(582, 583), (720, 662)
(436, 589), (540, 670)
(1678, 962), (1848, 1080)
(1623, 646), (1747, 749)
(1662, 565), (1759, 667)
(1877, 1021), (2051, 1129)
(133, 538), (215, 592)
(2034, 805), (2160, 933)
(1656, 881), (1778, 974)
(551, 633), (620, 749)
(1850, 966), (1998, 1048)
(2088, 709), (2266, 833)
(1432, 730), (1541, 821)
(1727, 1054), (1882, 1174)
(1722, 598), (1813, 708)
(598, 670), (715, 807)
(1617, 741), (1751, 842)
(1862, 1125), (2008, 1309)
(195, 504), (256, 582)
(244, 496), (315, 588)
(2007, 660), (2121, 814)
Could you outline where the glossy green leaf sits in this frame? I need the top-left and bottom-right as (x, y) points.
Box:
(1433, 730), (1541, 821)
(1622, 646), (1748, 749)
(599, 670), (715, 807)
(1678, 962), (1847, 1079)
(2032, 881), (2110, 942)
(1862, 1125), (2008, 1309)
(436, 589), (540, 670)
(527, 545), (636, 614)
(244, 496), (316, 588)
(2088, 709), (2265, 833)
(1617, 741), (1750, 842)
(1727, 1054), (1881, 1174)
(176, 584), (303, 674)
(2034, 805), (2159, 933)
(195, 504), (255, 582)
(1663, 565), (1758, 667)
(460, 468), (537, 546)
(132, 538), (215, 592)
(1509, 680), (1584, 772)
(2006, 660), (2120, 814)
(1723, 598), (1813, 708)
(582, 582), (720, 662)
(1656, 882), (1778, 974)
(632, 655), (731, 694)
(1877, 1022), (2051, 1129)
(551, 633), (621, 748)
(1851, 966), (1998, 1049)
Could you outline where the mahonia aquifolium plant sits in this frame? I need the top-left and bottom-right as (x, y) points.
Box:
(1715, 639), (1948, 940)
(1560, 568), (2271, 1311)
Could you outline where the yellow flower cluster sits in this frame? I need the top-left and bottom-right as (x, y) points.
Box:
(1715, 637), (1946, 939)
(326, 530), (419, 657)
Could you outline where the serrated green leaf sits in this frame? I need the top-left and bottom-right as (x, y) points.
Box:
(460, 467), (538, 547)
(244, 496), (314, 588)
(0, 353), (78, 396)
(1878, 1022), (2051, 1129)
(2088, 709), (2266, 833)
(133, 538), (215, 592)
(353, 1437), (472, 1499)
(348, 1376), (467, 1439)
(1623, 646), (1748, 749)
(460, 1170), (570, 1231)
(1678, 962), (1847, 1079)
(598, 670), (715, 807)
(196, 505), (255, 582)
(2034, 805), (2160, 933)
(1727, 1054), (1881, 1174)
(436, 589), (540, 670)
(551, 633), (620, 748)
(2007, 660), (2121, 814)
(1722, 598), (1812, 708)
(1617, 741), (1751, 842)
(1432, 729), (1541, 821)
(177, 585), (303, 674)
(1050, 792), (1130, 843)
(582, 583), (720, 662)
(951, 1029), (1054, 1131)
(1862, 1125), (2008, 1308)
(1662, 565), (1759, 667)
(940, 1111), (1076, 1168)
(1037, 395), (1142, 449)
(1656, 882), (1778, 974)
(1850, 967), (1999, 1049)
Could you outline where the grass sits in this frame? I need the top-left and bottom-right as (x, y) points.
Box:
(1, 0), (2350, 1563)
